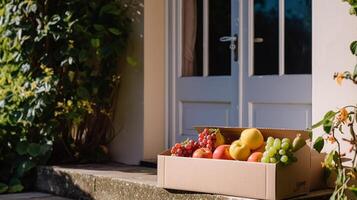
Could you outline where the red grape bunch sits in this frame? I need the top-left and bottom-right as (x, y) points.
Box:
(198, 128), (217, 151)
(171, 139), (199, 157)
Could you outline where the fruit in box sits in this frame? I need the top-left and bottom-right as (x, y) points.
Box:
(247, 152), (263, 162)
(229, 140), (251, 161)
(169, 127), (305, 166)
(253, 142), (265, 153)
(198, 128), (225, 151)
(192, 148), (213, 159)
(239, 128), (264, 150)
(171, 139), (199, 157)
(292, 134), (306, 152)
(212, 145), (233, 160)
(261, 135), (304, 164)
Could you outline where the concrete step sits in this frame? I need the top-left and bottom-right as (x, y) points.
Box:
(35, 164), (332, 200)
(0, 192), (72, 200)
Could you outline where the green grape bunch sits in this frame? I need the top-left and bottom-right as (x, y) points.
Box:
(261, 135), (306, 165)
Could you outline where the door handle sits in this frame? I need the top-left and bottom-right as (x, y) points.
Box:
(219, 34), (239, 62)
(254, 37), (264, 43)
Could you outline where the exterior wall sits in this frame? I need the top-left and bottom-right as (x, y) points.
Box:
(110, 1), (144, 165)
(143, 0), (166, 160)
(111, 0), (166, 164)
(312, 0), (357, 155)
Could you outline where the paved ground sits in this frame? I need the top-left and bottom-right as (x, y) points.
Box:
(0, 192), (72, 200)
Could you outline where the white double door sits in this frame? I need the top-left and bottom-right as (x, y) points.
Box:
(169, 0), (312, 144)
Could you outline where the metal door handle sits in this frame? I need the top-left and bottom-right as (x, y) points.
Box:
(219, 34), (239, 62)
(254, 37), (264, 43)
(219, 36), (237, 42)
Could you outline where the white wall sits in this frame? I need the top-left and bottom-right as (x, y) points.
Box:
(110, 0), (166, 164)
(143, 0), (166, 160)
(312, 0), (357, 157)
(110, 2), (144, 165)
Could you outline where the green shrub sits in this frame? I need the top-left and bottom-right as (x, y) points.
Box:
(0, 0), (135, 192)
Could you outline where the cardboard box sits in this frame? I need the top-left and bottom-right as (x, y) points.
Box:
(158, 127), (312, 200)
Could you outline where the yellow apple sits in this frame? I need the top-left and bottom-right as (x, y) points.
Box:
(229, 140), (251, 161)
(240, 128), (264, 150)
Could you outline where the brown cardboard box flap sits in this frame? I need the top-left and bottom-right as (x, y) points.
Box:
(194, 126), (310, 140)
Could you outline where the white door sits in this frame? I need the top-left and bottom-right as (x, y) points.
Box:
(240, 0), (312, 129)
(168, 0), (312, 145)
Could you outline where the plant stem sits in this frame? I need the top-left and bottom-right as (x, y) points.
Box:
(332, 128), (343, 167)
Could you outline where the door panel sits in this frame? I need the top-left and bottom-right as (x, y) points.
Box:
(179, 101), (230, 136)
(249, 103), (311, 129)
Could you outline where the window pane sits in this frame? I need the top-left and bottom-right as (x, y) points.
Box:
(284, 0), (312, 74)
(254, 0), (279, 75)
(208, 0), (231, 76)
(182, 0), (203, 76)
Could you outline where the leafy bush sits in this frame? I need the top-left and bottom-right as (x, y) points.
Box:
(0, 0), (137, 193)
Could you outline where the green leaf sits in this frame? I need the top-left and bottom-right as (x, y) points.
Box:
(99, 4), (118, 16)
(90, 38), (100, 48)
(350, 41), (357, 55)
(349, 186), (357, 197)
(68, 71), (75, 82)
(76, 87), (90, 99)
(312, 110), (336, 129)
(8, 179), (23, 193)
(324, 150), (338, 170)
(324, 110), (337, 121)
(323, 120), (332, 133)
(27, 143), (41, 157)
(313, 136), (324, 153)
(0, 183), (8, 194)
(126, 56), (138, 67)
(93, 24), (105, 31)
(16, 160), (35, 176)
(16, 142), (28, 155)
(108, 28), (121, 36)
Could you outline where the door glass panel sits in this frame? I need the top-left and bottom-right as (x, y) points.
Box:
(208, 0), (231, 76)
(182, 0), (203, 76)
(284, 0), (312, 74)
(253, 0), (279, 75)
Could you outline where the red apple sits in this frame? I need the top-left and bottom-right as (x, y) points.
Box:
(192, 148), (213, 159)
(213, 145), (233, 160)
(247, 152), (263, 162)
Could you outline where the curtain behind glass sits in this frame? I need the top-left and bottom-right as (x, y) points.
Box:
(182, 0), (197, 76)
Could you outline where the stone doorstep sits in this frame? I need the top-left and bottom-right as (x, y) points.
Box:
(0, 192), (71, 200)
(35, 164), (332, 200)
